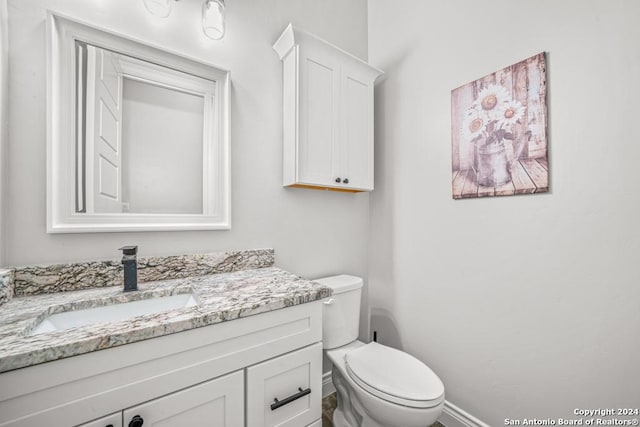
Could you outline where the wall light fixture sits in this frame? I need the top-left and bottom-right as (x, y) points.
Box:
(143, 0), (173, 18)
(142, 0), (226, 40)
(202, 0), (225, 40)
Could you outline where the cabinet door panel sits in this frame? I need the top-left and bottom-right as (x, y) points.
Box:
(298, 49), (340, 186)
(341, 70), (373, 190)
(77, 413), (122, 427)
(122, 371), (243, 427)
(247, 342), (322, 427)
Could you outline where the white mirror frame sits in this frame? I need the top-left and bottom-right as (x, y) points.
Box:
(46, 12), (230, 233)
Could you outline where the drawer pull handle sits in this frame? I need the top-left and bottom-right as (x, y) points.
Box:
(323, 298), (335, 305)
(270, 387), (311, 411)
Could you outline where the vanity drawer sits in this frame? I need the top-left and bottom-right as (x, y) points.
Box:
(246, 342), (322, 427)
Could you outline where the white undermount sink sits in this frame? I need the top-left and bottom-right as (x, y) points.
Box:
(29, 292), (199, 336)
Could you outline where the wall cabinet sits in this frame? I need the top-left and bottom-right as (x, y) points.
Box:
(0, 302), (323, 427)
(274, 24), (383, 192)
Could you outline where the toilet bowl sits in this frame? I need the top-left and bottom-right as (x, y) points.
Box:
(316, 275), (445, 427)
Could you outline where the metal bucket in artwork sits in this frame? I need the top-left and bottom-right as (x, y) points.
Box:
(477, 142), (511, 187)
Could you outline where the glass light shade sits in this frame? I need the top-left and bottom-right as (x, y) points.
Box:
(143, 0), (172, 18)
(202, 0), (225, 40)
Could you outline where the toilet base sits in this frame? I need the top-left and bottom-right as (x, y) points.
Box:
(333, 407), (389, 427)
(332, 367), (414, 427)
(327, 341), (444, 427)
(331, 366), (360, 427)
(332, 407), (351, 427)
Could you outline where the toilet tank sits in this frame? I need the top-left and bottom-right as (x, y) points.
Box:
(315, 275), (363, 350)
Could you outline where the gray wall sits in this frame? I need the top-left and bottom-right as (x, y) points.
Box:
(368, 0), (640, 425)
(5, 0), (370, 296)
(0, 0), (7, 266)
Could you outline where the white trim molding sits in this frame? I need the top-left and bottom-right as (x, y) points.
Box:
(440, 400), (491, 427)
(46, 12), (231, 233)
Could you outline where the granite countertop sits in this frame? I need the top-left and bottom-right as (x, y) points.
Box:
(0, 267), (331, 374)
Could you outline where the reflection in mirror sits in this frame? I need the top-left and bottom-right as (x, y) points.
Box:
(47, 13), (230, 233)
(75, 43), (209, 215)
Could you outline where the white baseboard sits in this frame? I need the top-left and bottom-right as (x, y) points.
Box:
(322, 371), (335, 397)
(322, 372), (490, 427)
(439, 400), (490, 427)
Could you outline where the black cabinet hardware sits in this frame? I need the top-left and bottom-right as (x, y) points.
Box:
(335, 177), (341, 183)
(128, 415), (144, 427)
(270, 387), (311, 411)
(343, 178), (349, 184)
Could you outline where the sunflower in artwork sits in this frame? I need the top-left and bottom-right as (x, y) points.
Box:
(462, 83), (524, 146)
(497, 99), (525, 128)
(462, 108), (486, 142)
(474, 84), (509, 120)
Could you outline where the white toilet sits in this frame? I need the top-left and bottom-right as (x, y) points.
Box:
(317, 275), (445, 427)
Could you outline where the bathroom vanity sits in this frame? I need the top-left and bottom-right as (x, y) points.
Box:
(0, 251), (330, 427)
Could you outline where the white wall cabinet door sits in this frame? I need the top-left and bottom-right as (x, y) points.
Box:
(339, 65), (375, 190)
(274, 24), (382, 193)
(246, 342), (322, 427)
(122, 371), (244, 427)
(297, 44), (341, 188)
(77, 413), (122, 427)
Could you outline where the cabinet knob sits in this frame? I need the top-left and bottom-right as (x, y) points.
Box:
(335, 177), (341, 183)
(128, 415), (144, 427)
(343, 178), (349, 184)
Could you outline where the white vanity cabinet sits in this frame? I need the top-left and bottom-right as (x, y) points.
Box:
(121, 371), (244, 427)
(273, 24), (383, 192)
(247, 342), (322, 426)
(0, 302), (322, 427)
(79, 371), (244, 427)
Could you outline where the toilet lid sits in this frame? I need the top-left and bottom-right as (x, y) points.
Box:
(345, 342), (444, 408)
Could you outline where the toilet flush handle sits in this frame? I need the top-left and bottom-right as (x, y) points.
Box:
(323, 298), (335, 305)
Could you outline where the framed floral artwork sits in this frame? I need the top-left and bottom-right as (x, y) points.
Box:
(451, 52), (548, 199)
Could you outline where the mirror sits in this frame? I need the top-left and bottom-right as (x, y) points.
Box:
(76, 43), (212, 216)
(47, 13), (230, 233)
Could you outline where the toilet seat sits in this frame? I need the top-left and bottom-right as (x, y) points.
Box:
(345, 342), (445, 409)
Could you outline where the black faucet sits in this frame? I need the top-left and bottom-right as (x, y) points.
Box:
(118, 246), (138, 292)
